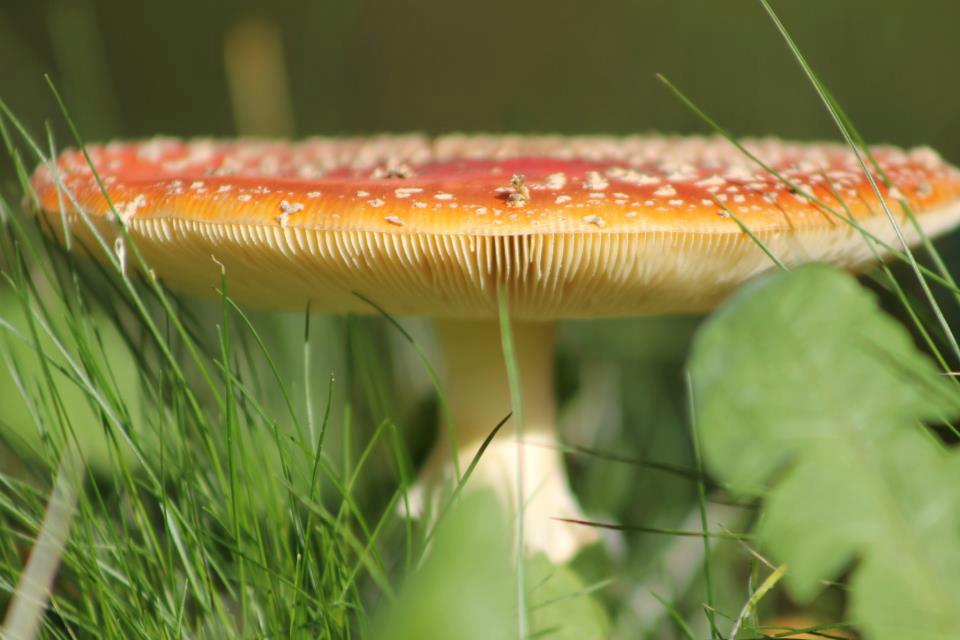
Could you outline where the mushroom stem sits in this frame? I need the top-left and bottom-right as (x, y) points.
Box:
(409, 318), (597, 563)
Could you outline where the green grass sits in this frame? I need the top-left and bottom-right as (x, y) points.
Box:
(0, 99), (408, 638)
(2, 1), (960, 638)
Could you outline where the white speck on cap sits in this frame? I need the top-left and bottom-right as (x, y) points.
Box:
(583, 214), (606, 227)
(280, 200), (304, 214)
(612, 169), (660, 186)
(395, 187), (423, 198)
(545, 173), (567, 189)
(724, 165), (754, 181)
(116, 194), (147, 223)
(582, 171), (609, 191)
(695, 175), (726, 188)
(276, 200), (305, 227)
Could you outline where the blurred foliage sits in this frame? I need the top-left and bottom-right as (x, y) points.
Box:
(0, 285), (147, 469)
(371, 491), (608, 640)
(526, 554), (609, 639)
(1, 0), (959, 159)
(370, 491), (517, 640)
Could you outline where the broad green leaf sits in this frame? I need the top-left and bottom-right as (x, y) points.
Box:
(370, 491), (516, 640)
(689, 265), (960, 640)
(526, 553), (609, 639)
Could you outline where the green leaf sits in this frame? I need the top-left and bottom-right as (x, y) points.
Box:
(526, 553), (609, 639)
(370, 490), (516, 640)
(689, 265), (960, 640)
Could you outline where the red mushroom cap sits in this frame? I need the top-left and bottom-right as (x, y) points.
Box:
(31, 135), (960, 318)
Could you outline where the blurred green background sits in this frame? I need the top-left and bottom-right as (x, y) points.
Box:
(2, 0), (959, 158)
(1, 0), (958, 636)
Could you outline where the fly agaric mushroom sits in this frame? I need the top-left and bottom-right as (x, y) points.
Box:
(30, 135), (960, 562)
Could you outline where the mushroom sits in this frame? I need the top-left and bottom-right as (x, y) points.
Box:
(30, 135), (960, 562)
